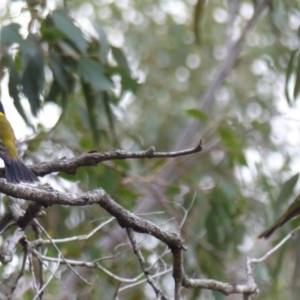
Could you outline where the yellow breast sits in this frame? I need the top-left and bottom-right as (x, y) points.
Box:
(0, 113), (18, 157)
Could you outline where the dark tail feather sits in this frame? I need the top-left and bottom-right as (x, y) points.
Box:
(5, 157), (39, 183)
(258, 208), (300, 239)
(258, 221), (283, 239)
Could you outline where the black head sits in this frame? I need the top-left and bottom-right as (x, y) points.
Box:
(0, 102), (5, 115)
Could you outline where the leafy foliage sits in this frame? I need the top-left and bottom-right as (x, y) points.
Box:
(0, 6), (138, 145)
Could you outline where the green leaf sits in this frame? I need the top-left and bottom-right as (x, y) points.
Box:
(109, 48), (139, 94)
(219, 128), (239, 148)
(108, 66), (140, 94)
(8, 67), (32, 127)
(186, 108), (208, 122)
(165, 186), (181, 197)
(111, 46), (130, 71)
(51, 9), (87, 54)
(1, 23), (23, 46)
(285, 49), (298, 105)
(81, 79), (100, 145)
(21, 35), (44, 115)
(40, 19), (66, 42)
(77, 57), (113, 92)
(219, 127), (247, 166)
(46, 79), (62, 103)
(92, 23), (110, 63)
(79, 136), (93, 149)
(103, 92), (118, 146)
(1, 23), (35, 55)
(49, 53), (67, 90)
(193, 0), (205, 44)
(275, 173), (299, 213)
(293, 51), (300, 100)
(219, 178), (235, 203)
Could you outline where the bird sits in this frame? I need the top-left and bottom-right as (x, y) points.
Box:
(258, 194), (300, 239)
(0, 101), (38, 183)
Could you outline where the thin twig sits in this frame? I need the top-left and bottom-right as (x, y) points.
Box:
(251, 225), (300, 264)
(31, 249), (145, 283)
(0, 183), (187, 251)
(113, 282), (121, 300)
(32, 220), (92, 286)
(179, 192), (197, 230)
(126, 228), (169, 300)
(31, 217), (115, 246)
(28, 252), (39, 295)
(30, 249), (66, 289)
(9, 241), (28, 297)
(32, 254), (61, 300)
(118, 269), (172, 292)
(32, 221), (44, 299)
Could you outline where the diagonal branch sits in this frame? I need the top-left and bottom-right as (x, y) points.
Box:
(0, 180), (186, 251)
(126, 228), (169, 300)
(176, 0), (272, 151)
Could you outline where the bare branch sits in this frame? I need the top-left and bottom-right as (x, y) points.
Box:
(118, 268), (172, 292)
(28, 252), (39, 295)
(181, 243), (259, 297)
(182, 274), (258, 296)
(32, 250), (145, 283)
(0, 140), (203, 178)
(113, 282), (121, 300)
(29, 249), (66, 289)
(31, 220), (44, 298)
(172, 248), (183, 300)
(0, 197), (46, 237)
(18, 202), (45, 229)
(126, 228), (169, 300)
(32, 217), (115, 246)
(0, 182), (186, 251)
(244, 257), (259, 299)
(0, 198), (22, 234)
(9, 241), (28, 297)
(32, 254), (61, 300)
(179, 192), (196, 231)
(0, 228), (25, 264)
(251, 225), (300, 264)
(32, 220), (92, 286)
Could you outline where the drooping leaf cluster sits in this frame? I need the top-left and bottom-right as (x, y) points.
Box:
(0, 6), (139, 144)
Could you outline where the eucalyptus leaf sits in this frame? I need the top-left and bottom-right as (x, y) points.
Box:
(186, 108), (208, 122)
(92, 22), (110, 63)
(21, 36), (44, 115)
(8, 67), (32, 126)
(111, 46), (130, 71)
(285, 49), (298, 105)
(52, 9), (87, 54)
(293, 51), (300, 100)
(275, 173), (299, 213)
(77, 57), (112, 92)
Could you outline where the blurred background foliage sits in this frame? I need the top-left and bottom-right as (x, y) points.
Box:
(1, 0), (300, 299)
